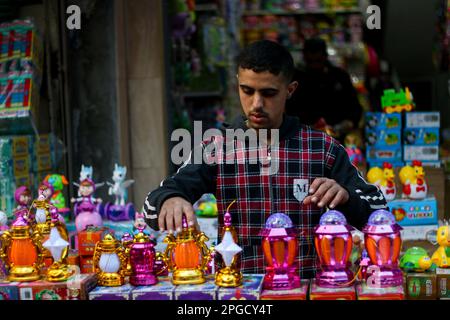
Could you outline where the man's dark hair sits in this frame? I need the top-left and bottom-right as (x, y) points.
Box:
(237, 40), (295, 82)
(303, 38), (328, 56)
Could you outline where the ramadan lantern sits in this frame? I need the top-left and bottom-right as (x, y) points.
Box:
(129, 227), (158, 286)
(93, 234), (128, 286)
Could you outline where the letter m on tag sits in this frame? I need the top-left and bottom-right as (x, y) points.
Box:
(293, 179), (309, 202)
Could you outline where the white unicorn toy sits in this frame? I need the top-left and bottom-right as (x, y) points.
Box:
(73, 165), (104, 196)
(107, 164), (135, 206)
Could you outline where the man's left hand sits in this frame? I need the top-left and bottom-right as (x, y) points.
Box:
(303, 178), (349, 209)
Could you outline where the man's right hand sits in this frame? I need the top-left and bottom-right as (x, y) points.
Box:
(159, 197), (199, 233)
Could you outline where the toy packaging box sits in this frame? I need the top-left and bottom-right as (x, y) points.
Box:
(0, 281), (19, 300)
(19, 280), (69, 300)
(404, 272), (437, 300)
(400, 224), (439, 241)
(260, 279), (309, 300)
(404, 128), (440, 146)
(79, 255), (94, 274)
(405, 112), (440, 128)
(77, 227), (111, 256)
(436, 268), (450, 299)
(389, 197), (438, 226)
(367, 160), (404, 170)
(366, 146), (402, 163)
(131, 276), (175, 300)
(309, 279), (356, 300)
(66, 274), (98, 300)
(356, 283), (404, 300)
(89, 283), (135, 300)
(365, 128), (402, 148)
(174, 275), (217, 300)
(365, 112), (402, 130)
(403, 145), (440, 162)
(217, 274), (264, 300)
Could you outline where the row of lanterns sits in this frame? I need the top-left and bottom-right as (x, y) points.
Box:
(0, 197), (403, 289)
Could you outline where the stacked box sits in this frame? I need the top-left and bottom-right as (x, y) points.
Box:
(309, 279), (356, 300)
(403, 112), (440, 163)
(404, 272), (437, 300)
(0, 281), (19, 300)
(131, 276), (175, 300)
(389, 196), (438, 227)
(217, 274), (264, 300)
(366, 128), (402, 148)
(77, 227), (112, 273)
(356, 283), (405, 300)
(66, 274), (98, 300)
(436, 268), (450, 299)
(19, 280), (69, 300)
(89, 283), (135, 300)
(174, 275), (217, 300)
(260, 280), (309, 300)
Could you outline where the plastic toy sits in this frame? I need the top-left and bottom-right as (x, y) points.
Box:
(431, 222), (450, 268)
(43, 174), (70, 221)
(105, 164), (135, 221)
(400, 247), (433, 272)
(71, 178), (104, 233)
(344, 132), (364, 167)
(13, 186), (32, 221)
(367, 162), (397, 201)
(194, 194), (218, 217)
(314, 210), (354, 287)
(381, 87), (415, 113)
(362, 210), (403, 287)
(399, 160), (428, 200)
(0, 211), (8, 232)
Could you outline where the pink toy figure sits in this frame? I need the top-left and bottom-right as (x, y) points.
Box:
(34, 182), (63, 224)
(314, 210), (354, 287)
(13, 186), (32, 222)
(259, 213), (300, 290)
(363, 210), (403, 288)
(72, 178), (103, 232)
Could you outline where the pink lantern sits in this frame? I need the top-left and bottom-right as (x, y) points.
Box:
(362, 210), (403, 287)
(260, 213), (300, 290)
(314, 210), (354, 287)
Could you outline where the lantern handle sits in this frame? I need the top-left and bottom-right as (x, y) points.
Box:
(31, 230), (45, 270)
(154, 252), (169, 275)
(196, 232), (212, 272)
(162, 234), (176, 271)
(0, 232), (11, 270)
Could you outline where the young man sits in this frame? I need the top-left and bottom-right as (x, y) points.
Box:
(143, 40), (386, 278)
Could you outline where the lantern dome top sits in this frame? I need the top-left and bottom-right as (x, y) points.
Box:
(319, 210), (347, 225)
(265, 213), (293, 229)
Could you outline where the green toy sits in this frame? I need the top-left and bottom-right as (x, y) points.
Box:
(44, 174), (70, 221)
(381, 87), (415, 113)
(400, 247), (434, 272)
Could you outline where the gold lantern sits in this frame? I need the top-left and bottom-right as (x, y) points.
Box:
(162, 217), (211, 285)
(44, 223), (73, 282)
(0, 217), (44, 282)
(93, 234), (128, 286)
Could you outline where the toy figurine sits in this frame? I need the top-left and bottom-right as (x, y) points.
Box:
(0, 211), (8, 232)
(431, 222), (449, 268)
(13, 186), (32, 221)
(71, 178), (104, 232)
(399, 160), (428, 200)
(74, 165), (105, 198)
(344, 132), (364, 168)
(367, 162), (397, 201)
(400, 247), (433, 272)
(104, 164), (135, 221)
(43, 174), (70, 221)
(194, 194), (218, 217)
(381, 87), (415, 113)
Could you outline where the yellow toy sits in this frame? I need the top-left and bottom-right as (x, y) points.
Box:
(431, 223), (449, 268)
(399, 160), (428, 200)
(366, 162), (396, 201)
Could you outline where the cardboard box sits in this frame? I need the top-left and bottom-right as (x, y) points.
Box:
(174, 275), (217, 300)
(356, 283), (405, 300)
(79, 256), (94, 274)
(436, 268), (450, 299)
(260, 280), (309, 300)
(366, 128), (402, 148)
(405, 112), (440, 128)
(404, 145), (439, 162)
(404, 128), (440, 146)
(131, 276), (174, 300)
(404, 272), (437, 300)
(77, 227), (111, 256)
(217, 274), (264, 300)
(12, 155), (31, 177)
(19, 280), (69, 300)
(88, 283), (135, 300)
(400, 225), (438, 241)
(33, 134), (52, 155)
(66, 273), (98, 300)
(366, 146), (402, 163)
(389, 197), (438, 226)
(309, 279), (356, 300)
(0, 281), (19, 300)
(365, 112), (402, 130)
(33, 152), (53, 172)
(0, 135), (31, 158)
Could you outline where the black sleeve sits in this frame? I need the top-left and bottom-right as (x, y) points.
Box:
(327, 142), (387, 230)
(142, 143), (217, 231)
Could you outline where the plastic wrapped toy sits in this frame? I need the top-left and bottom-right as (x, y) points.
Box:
(194, 194), (218, 217)
(105, 164), (135, 221)
(399, 160), (428, 200)
(367, 162), (396, 201)
(431, 222), (449, 268)
(72, 178), (104, 232)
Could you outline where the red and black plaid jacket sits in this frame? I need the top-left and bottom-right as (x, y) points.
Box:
(143, 116), (387, 279)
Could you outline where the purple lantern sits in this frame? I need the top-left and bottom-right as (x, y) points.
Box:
(129, 227), (158, 286)
(314, 210), (354, 287)
(363, 210), (403, 288)
(260, 213), (300, 290)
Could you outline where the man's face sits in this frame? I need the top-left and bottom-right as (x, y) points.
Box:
(238, 68), (298, 130)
